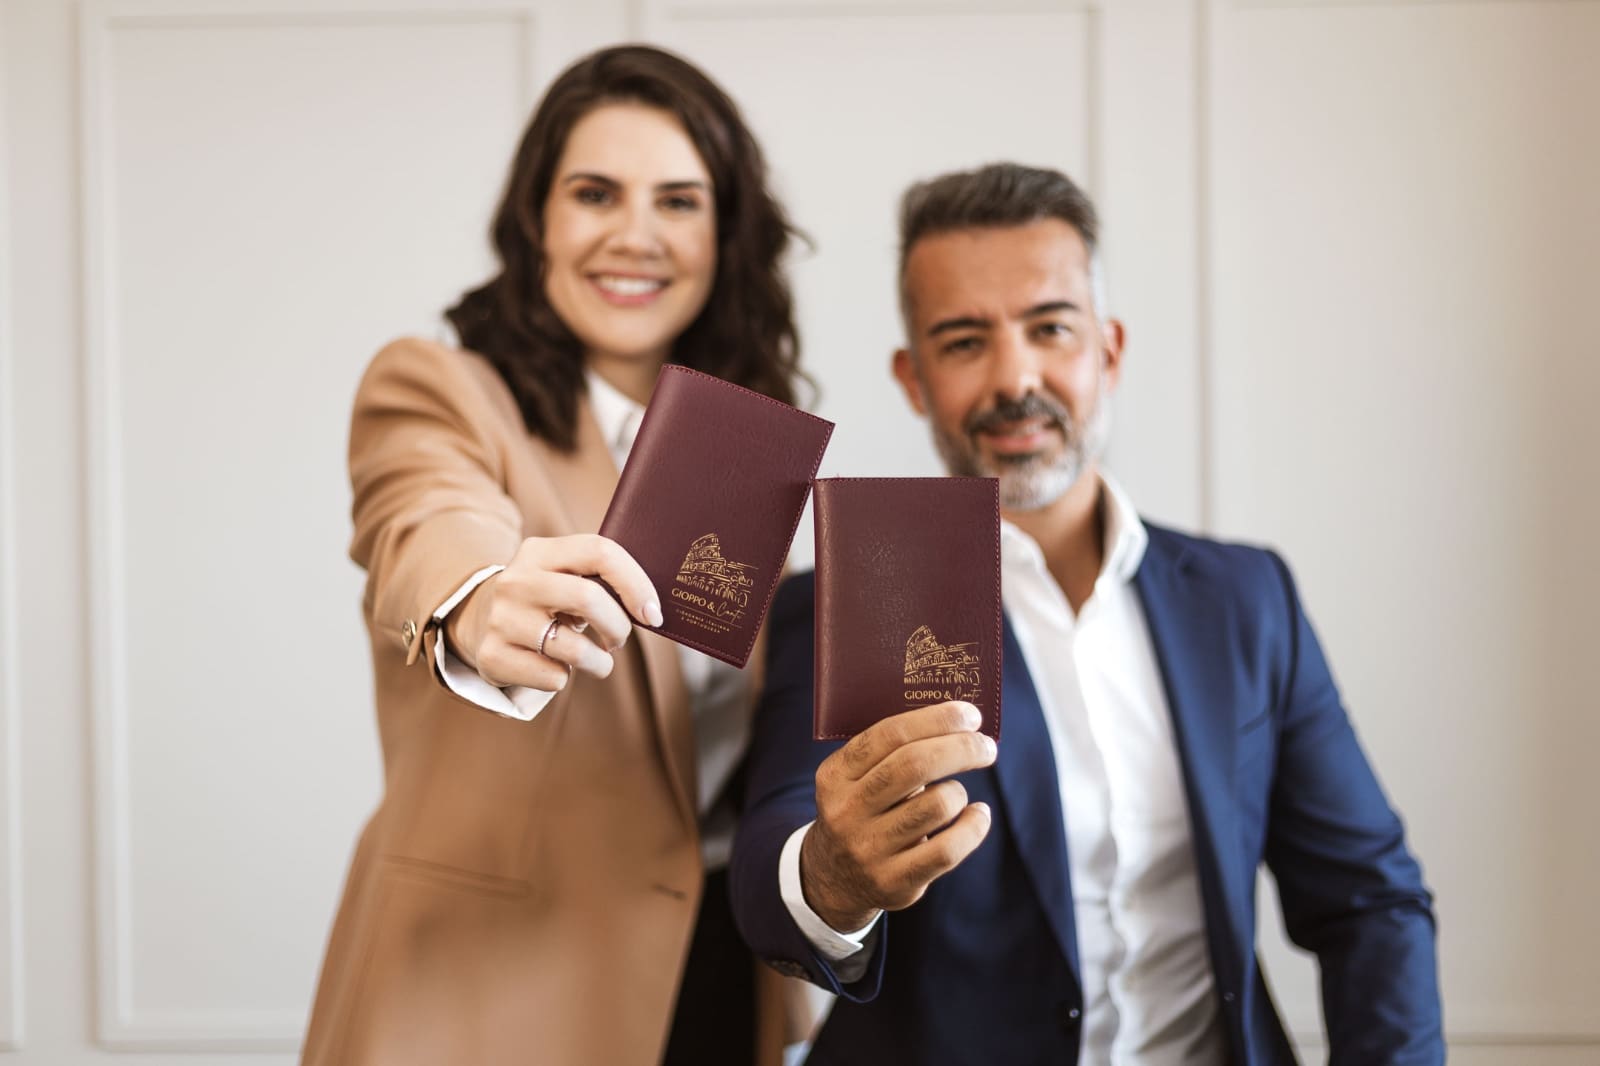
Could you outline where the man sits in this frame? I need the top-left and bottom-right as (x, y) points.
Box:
(728, 164), (1442, 1064)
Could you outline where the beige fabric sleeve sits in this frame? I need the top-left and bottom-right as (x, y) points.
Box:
(346, 338), (524, 674)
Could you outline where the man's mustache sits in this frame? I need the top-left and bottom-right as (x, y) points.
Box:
(964, 392), (1072, 439)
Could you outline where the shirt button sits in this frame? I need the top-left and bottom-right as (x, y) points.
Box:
(1222, 991), (1237, 1005)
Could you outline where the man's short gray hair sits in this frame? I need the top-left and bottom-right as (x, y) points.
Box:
(897, 162), (1106, 319)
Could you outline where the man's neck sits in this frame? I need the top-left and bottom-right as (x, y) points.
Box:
(1002, 466), (1105, 615)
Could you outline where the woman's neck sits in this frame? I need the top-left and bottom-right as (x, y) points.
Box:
(585, 350), (668, 406)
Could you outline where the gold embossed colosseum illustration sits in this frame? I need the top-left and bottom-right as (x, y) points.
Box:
(903, 625), (982, 693)
(674, 534), (756, 623)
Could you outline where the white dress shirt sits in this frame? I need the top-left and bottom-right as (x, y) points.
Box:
(430, 369), (752, 868)
(780, 475), (1226, 1063)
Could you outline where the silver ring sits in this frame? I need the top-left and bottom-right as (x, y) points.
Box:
(536, 618), (562, 657)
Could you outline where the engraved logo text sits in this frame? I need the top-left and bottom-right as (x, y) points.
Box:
(672, 534), (756, 633)
(902, 624), (982, 707)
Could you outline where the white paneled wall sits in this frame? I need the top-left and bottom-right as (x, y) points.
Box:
(647, 2), (1106, 569)
(644, 0), (1214, 548)
(2, 0), (1596, 1062)
(80, 2), (540, 1049)
(0, 9), (25, 1055)
(1209, 0), (1600, 1052)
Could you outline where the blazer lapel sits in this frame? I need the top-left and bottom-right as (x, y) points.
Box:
(1132, 532), (1248, 952)
(992, 619), (1082, 988)
(539, 397), (698, 834)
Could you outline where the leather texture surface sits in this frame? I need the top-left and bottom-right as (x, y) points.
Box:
(811, 476), (1001, 740)
(600, 365), (834, 668)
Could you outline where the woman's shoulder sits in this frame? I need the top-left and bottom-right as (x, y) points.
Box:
(360, 334), (488, 386)
(358, 335), (520, 422)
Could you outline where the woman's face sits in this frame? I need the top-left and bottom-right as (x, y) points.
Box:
(542, 102), (717, 371)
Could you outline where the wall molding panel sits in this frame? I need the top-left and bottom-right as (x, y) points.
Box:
(646, 0), (1106, 191)
(77, 0), (545, 1050)
(1210, 0), (1600, 1049)
(1238, 0), (1600, 9)
(0, 7), (27, 1054)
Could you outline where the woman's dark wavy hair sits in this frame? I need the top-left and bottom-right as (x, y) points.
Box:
(446, 45), (806, 450)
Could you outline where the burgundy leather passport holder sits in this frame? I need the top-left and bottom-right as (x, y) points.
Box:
(599, 364), (834, 668)
(811, 477), (1002, 740)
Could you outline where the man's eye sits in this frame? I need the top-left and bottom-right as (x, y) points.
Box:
(943, 336), (983, 355)
(1036, 322), (1072, 339)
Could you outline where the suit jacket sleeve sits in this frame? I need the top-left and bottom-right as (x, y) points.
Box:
(729, 573), (889, 1000)
(1262, 552), (1444, 1064)
(347, 338), (524, 680)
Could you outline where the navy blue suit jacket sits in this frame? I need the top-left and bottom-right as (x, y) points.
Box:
(729, 523), (1442, 1065)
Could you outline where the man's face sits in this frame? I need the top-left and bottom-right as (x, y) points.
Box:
(892, 218), (1124, 511)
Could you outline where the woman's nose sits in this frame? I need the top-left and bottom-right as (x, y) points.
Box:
(605, 198), (666, 258)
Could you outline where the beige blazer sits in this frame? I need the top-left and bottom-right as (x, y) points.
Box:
(302, 337), (782, 1066)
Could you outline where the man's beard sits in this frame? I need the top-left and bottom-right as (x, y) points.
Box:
(929, 375), (1112, 511)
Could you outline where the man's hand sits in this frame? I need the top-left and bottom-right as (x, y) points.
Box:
(444, 534), (663, 691)
(799, 701), (997, 933)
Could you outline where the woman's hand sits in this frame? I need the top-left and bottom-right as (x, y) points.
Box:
(444, 535), (663, 691)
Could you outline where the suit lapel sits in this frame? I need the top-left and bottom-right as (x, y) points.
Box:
(992, 619), (1082, 988)
(988, 526), (1250, 1007)
(540, 397), (697, 834)
(1132, 531), (1247, 950)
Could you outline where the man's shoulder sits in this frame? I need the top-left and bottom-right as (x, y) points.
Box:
(1140, 519), (1290, 597)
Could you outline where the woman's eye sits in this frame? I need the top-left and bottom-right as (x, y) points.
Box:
(575, 186), (612, 206)
(660, 194), (702, 213)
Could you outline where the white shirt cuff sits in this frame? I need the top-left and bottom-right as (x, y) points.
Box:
(779, 822), (882, 971)
(432, 565), (558, 722)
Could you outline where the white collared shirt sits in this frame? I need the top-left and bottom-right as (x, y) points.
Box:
(431, 369), (752, 868)
(780, 475), (1226, 1062)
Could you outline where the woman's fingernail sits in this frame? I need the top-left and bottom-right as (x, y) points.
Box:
(645, 600), (664, 627)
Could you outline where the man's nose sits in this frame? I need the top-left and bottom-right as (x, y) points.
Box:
(988, 329), (1043, 403)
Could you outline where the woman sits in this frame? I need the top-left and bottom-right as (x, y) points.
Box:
(301, 45), (806, 1066)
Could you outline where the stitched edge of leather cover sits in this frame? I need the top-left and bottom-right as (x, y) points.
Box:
(600, 365), (834, 668)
